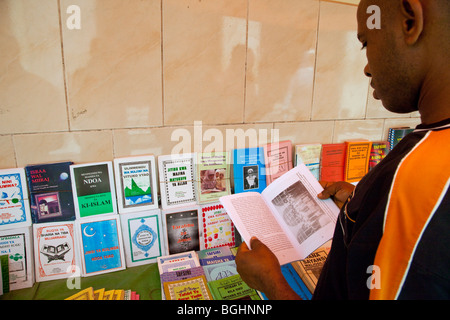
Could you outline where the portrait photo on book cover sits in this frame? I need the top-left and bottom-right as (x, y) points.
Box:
(271, 180), (332, 245)
(200, 168), (228, 194)
(243, 166), (259, 191)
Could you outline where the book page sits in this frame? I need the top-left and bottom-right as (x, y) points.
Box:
(220, 192), (301, 265)
(262, 164), (339, 260)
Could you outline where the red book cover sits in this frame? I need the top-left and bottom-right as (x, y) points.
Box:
(320, 143), (345, 182)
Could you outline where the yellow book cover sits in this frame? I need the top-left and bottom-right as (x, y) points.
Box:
(103, 289), (115, 300)
(93, 288), (105, 300)
(163, 275), (212, 300)
(344, 140), (372, 183)
(65, 287), (95, 300)
(113, 289), (125, 300)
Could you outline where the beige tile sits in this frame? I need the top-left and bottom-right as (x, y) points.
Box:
(333, 119), (384, 142)
(163, 0), (247, 125)
(0, 136), (17, 169)
(113, 127), (194, 159)
(244, 0), (319, 122)
(323, 0), (360, 5)
(312, 2), (369, 120)
(274, 121), (335, 145)
(0, 0), (68, 134)
(13, 131), (114, 167)
(201, 123), (274, 152)
(113, 123), (274, 158)
(61, 0), (163, 130)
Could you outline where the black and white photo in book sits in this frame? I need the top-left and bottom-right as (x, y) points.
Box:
(271, 181), (332, 245)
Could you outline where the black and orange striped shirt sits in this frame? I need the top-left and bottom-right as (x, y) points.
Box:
(313, 118), (450, 300)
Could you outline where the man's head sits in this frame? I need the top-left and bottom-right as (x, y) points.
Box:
(357, 0), (450, 116)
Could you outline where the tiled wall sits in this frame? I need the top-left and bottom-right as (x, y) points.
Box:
(0, 0), (420, 169)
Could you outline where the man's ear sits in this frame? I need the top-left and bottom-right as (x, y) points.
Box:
(400, 0), (424, 45)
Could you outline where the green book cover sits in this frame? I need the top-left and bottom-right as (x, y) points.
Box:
(1, 254), (10, 294)
(207, 274), (260, 300)
(72, 163), (115, 218)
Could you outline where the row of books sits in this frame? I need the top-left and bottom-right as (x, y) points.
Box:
(0, 211), (327, 299)
(65, 287), (140, 300)
(0, 136), (397, 230)
(0, 204), (239, 293)
(157, 242), (331, 300)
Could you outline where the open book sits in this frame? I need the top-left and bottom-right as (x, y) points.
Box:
(220, 164), (339, 265)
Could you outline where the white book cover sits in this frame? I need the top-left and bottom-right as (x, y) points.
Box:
(0, 168), (32, 231)
(0, 226), (34, 290)
(120, 209), (165, 267)
(114, 155), (159, 214)
(158, 153), (197, 210)
(33, 221), (81, 282)
(76, 215), (125, 277)
(199, 202), (236, 250)
(70, 161), (118, 219)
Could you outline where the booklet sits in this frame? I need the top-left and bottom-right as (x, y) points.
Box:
(220, 164), (339, 265)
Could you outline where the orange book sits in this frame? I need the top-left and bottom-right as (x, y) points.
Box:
(344, 140), (372, 183)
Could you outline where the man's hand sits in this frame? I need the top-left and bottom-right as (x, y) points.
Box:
(235, 237), (300, 300)
(318, 181), (355, 209)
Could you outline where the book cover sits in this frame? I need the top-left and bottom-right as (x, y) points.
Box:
(294, 144), (322, 180)
(76, 215), (125, 277)
(163, 275), (212, 300)
(291, 240), (331, 295)
(203, 260), (238, 282)
(232, 147), (266, 194)
(207, 274), (260, 300)
(197, 246), (233, 261)
(197, 152), (231, 204)
(65, 287), (95, 300)
(0, 226), (34, 290)
(0, 168), (32, 231)
(157, 251), (200, 274)
(158, 153), (197, 210)
(320, 143), (346, 182)
(220, 164), (339, 266)
(344, 140), (373, 183)
(120, 209), (165, 267)
(200, 203), (236, 250)
(163, 206), (201, 255)
(263, 140), (293, 185)
(33, 221), (80, 282)
(70, 162), (117, 219)
(388, 127), (414, 151)
(369, 141), (389, 170)
(1, 254), (9, 295)
(25, 162), (76, 223)
(160, 266), (205, 284)
(113, 155), (158, 214)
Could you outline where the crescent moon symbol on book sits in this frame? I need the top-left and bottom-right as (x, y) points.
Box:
(83, 226), (96, 238)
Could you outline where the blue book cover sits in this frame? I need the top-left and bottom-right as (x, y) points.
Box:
(79, 216), (125, 276)
(258, 264), (312, 300)
(25, 162), (76, 223)
(233, 147), (266, 194)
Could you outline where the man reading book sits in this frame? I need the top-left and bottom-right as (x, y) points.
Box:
(235, 0), (450, 300)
